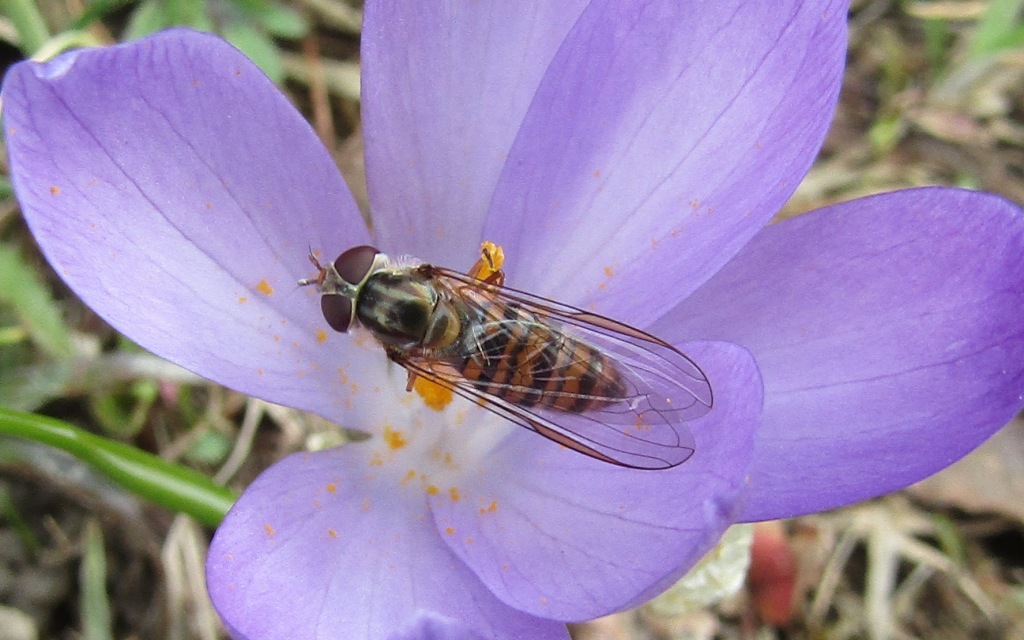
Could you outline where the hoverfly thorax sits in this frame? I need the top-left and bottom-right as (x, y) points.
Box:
(357, 271), (438, 348)
(357, 266), (466, 352)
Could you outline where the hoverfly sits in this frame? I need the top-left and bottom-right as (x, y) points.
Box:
(299, 244), (712, 470)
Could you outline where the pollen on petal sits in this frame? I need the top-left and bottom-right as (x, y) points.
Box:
(448, 487), (461, 502)
(426, 485), (440, 496)
(316, 329), (328, 344)
(383, 426), (407, 450)
(256, 279), (274, 295)
(633, 414), (653, 432)
(263, 523), (276, 537)
(442, 452), (458, 470)
(327, 528), (338, 539)
(413, 376), (453, 411)
(49, 186), (61, 195)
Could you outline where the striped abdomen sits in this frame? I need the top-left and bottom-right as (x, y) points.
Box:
(458, 302), (627, 412)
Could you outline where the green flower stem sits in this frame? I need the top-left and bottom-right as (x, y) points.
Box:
(0, 406), (236, 527)
(2, 0), (51, 56)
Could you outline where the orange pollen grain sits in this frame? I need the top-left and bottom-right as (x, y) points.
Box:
(634, 415), (652, 432)
(256, 279), (274, 295)
(316, 329), (328, 344)
(401, 469), (417, 485)
(383, 426), (407, 450)
(326, 483), (337, 494)
(426, 485), (440, 496)
(445, 526), (455, 535)
(448, 487), (461, 502)
(328, 528), (338, 539)
(238, 296), (248, 304)
(413, 376), (453, 411)
(603, 266), (614, 277)
(49, 186), (61, 195)
(264, 523), (276, 537)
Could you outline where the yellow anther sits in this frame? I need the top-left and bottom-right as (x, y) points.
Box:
(478, 241), (505, 280)
(413, 376), (454, 411)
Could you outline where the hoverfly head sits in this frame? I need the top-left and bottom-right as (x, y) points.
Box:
(300, 245), (383, 333)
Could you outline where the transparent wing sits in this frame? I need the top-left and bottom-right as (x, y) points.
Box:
(397, 266), (713, 470)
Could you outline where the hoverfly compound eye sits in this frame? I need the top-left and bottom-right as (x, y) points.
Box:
(313, 245), (381, 333)
(321, 295), (354, 333)
(334, 245), (380, 286)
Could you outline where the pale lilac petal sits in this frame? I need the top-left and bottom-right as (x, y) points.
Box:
(429, 342), (762, 620)
(362, 1), (588, 265)
(207, 448), (568, 640)
(658, 188), (1024, 520)
(389, 613), (567, 640)
(485, 0), (847, 322)
(3, 30), (382, 423)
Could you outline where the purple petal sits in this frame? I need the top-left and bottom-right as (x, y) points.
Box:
(207, 448), (569, 640)
(361, 1), (589, 265)
(485, 0), (848, 321)
(3, 29), (381, 421)
(390, 613), (562, 640)
(659, 188), (1024, 520)
(429, 342), (762, 620)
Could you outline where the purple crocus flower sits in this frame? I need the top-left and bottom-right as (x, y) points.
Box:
(4, 1), (1024, 638)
